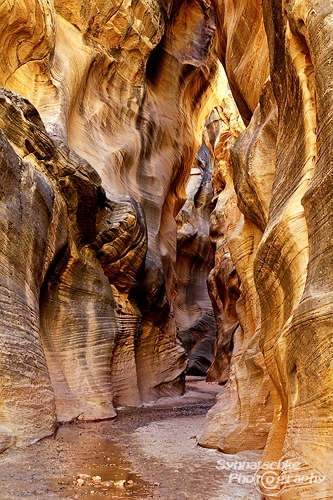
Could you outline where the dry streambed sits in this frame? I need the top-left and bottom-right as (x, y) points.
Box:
(0, 378), (262, 499)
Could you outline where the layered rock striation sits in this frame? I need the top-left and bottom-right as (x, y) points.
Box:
(1, 2), (333, 499)
(0, 0), (224, 449)
(199, 1), (333, 499)
(174, 142), (216, 376)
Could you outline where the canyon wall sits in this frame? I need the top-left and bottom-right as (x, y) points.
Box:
(0, 0), (224, 449)
(199, 0), (276, 454)
(198, 0), (333, 498)
(174, 142), (216, 376)
(1, 1), (333, 499)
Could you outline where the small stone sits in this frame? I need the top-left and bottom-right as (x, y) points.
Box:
(114, 480), (126, 487)
(77, 474), (91, 480)
(102, 481), (113, 487)
(76, 478), (85, 486)
(92, 476), (102, 483)
(126, 479), (134, 485)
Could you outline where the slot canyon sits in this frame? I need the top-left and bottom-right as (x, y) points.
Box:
(0, 0), (333, 499)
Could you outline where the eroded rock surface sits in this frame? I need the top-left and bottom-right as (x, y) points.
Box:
(199, 81), (277, 454)
(175, 142), (216, 376)
(199, 1), (333, 499)
(0, 0), (223, 448)
(0, 88), (119, 442)
(2, 2), (333, 499)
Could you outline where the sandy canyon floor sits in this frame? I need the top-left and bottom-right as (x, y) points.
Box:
(0, 378), (263, 500)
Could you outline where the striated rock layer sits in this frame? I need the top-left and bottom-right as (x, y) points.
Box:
(256, 1), (333, 497)
(0, 88), (120, 446)
(175, 142), (216, 376)
(204, 99), (244, 385)
(0, 0), (225, 449)
(199, 0), (276, 455)
(199, 0), (333, 499)
(2, 2), (333, 498)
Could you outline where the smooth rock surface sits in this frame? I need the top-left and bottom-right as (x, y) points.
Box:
(2, 3), (333, 499)
(199, 1), (333, 498)
(0, 0), (224, 448)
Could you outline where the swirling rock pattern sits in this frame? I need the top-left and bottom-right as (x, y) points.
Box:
(256, 1), (333, 497)
(0, 0), (223, 448)
(0, 125), (58, 450)
(204, 100), (244, 385)
(0, 88), (118, 436)
(2, 3), (333, 497)
(199, 0), (333, 498)
(175, 142), (216, 376)
(199, 81), (277, 453)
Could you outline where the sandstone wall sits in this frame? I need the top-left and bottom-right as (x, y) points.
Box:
(174, 142), (217, 376)
(198, 0), (275, 454)
(0, 0), (225, 449)
(257, 1), (333, 497)
(199, 0), (333, 498)
(1, 3), (333, 499)
(204, 99), (244, 385)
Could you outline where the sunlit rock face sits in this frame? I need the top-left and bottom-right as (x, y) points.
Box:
(0, 0), (225, 449)
(200, 0), (333, 498)
(2, 4), (333, 497)
(200, 81), (277, 453)
(198, 0), (276, 454)
(204, 101), (244, 386)
(173, 79), (246, 379)
(256, 1), (333, 497)
(212, 0), (270, 124)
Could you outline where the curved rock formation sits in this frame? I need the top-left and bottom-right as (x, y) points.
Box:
(204, 101), (244, 385)
(0, 88), (119, 444)
(199, 80), (278, 453)
(255, 1), (333, 497)
(0, 0), (224, 449)
(199, 1), (333, 498)
(0, 122), (58, 451)
(212, 0), (270, 124)
(2, 2), (333, 499)
(175, 142), (216, 376)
